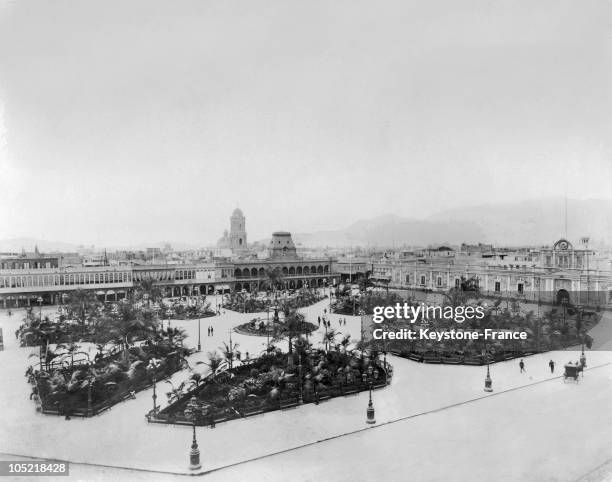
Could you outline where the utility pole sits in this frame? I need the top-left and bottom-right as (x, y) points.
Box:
(581, 237), (590, 306)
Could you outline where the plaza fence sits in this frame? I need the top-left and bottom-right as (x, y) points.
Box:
(388, 349), (539, 366)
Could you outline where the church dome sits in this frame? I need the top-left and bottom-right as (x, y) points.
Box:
(232, 208), (244, 218)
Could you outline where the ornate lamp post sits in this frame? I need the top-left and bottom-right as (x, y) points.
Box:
(184, 396), (202, 471)
(483, 346), (493, 392)
(147, 358), (161, 415)
(362, 365), (376, 424)
(484, 365), (493, 392)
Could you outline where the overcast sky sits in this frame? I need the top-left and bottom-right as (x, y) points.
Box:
(0, 0), (611, 246)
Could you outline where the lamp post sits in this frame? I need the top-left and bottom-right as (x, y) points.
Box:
(85, 360), (95, 417)
(580, 333), (587, 371)
(147, 358), (161, 415)
(483, 346), (493, 392)
(266, 304), (270, 350)
(184, 396), (202, 470)
(362, 364), (377, 424)
(197, 315), (201, 352)
(298, 354), (303, 405)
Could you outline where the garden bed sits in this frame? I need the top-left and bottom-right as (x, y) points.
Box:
(149, 349), (390, 426)
(234, 318), (318, 337)
(28, 343), (193, 418)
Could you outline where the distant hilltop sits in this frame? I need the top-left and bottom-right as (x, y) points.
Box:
(293, 198), (612, 248)
(2, 197), (611, 251)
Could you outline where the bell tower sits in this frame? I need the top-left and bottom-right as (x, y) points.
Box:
(229, 208), (247, 252)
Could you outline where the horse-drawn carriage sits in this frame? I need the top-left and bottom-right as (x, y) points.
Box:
(563, 363), (582, 382)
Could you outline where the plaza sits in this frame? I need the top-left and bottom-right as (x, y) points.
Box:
(2, 295), (612, 481)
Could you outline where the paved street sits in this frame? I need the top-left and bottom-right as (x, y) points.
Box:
(1, 300), (612, 481)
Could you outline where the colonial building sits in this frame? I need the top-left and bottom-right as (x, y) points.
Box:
(370, 238), (612, 307)
(0, 220), (338, 308)
(0, 247), (59, 270)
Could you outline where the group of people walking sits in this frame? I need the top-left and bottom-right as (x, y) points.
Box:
(518, 359), (569, 374)
(207, 326), (214, 336)
(317, 316), (348, 328)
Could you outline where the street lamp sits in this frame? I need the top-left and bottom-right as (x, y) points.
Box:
(197, 315), (201, 352)
(147, 358), (161, 415)
(580, 333), (587, 371)
(362, 365), (377, 424)
(298, 354), (304, 405)
(266, 304), (271, 351)
(85, 360), (96, 416)
(184, 396), (202, 471)
(483, 346), (493, 392)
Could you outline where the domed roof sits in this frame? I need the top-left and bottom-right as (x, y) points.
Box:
(231, 208), (244, 217)
(553, 238), (573, 250)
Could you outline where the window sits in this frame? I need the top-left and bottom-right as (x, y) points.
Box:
(455, 279), (461, 288)
(437, 277), (442, 287)
(495, 282), (501, 293)
(420, 275), (426, 285)
(405, 275), (410, 284)
(518, 283), (524, 294)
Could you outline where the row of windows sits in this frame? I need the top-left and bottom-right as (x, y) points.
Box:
(234, 265), (330, 278)
(132, 270), (196, 282)
(0, 272), (131, 288)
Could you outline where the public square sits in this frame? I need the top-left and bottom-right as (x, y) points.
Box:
(1, 297), (612, 481)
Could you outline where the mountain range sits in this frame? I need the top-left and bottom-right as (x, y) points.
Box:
(292, 198), (612, 248)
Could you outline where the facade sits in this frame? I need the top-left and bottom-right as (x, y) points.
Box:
(0, 211), (338, 308)
(0, 247), (59, 270)
(0, 256), (337, 308)
(370, 238), (612, 307)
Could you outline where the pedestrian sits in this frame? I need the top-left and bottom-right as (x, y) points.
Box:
(211, 326), (214, 336)
(549, 360), (555, 373)
(519, 359), (525, 373)
(317, 316), (321, 327)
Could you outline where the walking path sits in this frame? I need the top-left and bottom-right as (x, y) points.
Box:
(1, 297), (612, 481)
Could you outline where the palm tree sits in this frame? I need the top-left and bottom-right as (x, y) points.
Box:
(263, 267), (284, 299)
(274, 309), (310, 353)
(196, 351), (223, 380)
(322, 328), (340, 351)
(340, 334), (351, 353)
(101, 302), (158, 362)
(165, 379), (184, 404)
(134, 278), (163, 307)
(65, 289), (101, 336)
(219, 341), (239, 370)
(56, 338), (89, 369)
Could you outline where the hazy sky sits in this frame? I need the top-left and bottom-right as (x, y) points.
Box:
(0, 0), (611, 246)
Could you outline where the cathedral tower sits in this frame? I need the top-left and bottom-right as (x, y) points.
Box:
(229, 208), (247, 252)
